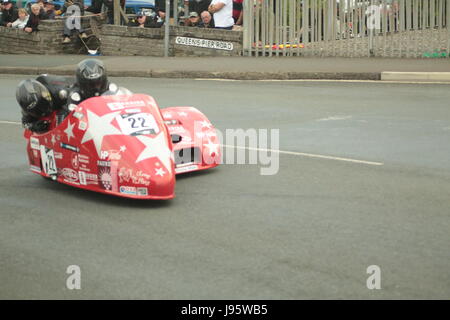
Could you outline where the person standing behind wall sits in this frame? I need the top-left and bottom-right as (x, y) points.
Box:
(208, 0), (233, 30)
(24, 4), (42, 32)
(188, 0), (211, 16)
(155, 0), (174, 20)
(232, 0), (242, 26)
(1, 0), (18, 27)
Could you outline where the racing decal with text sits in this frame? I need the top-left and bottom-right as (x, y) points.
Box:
(98, 160), (112, 191)
(107, 100), (146, 111)
(118, 167), (151, 186)
(30, 137), (40, 150)
(175, 164), (199, 174)
(168, 125), (186, 134)
(77, 154), (91, 172)
(71, 153), (79, 169)
(60, 143), (79, 153)
(100, 150), (122, 161)
(28, 147), (41, 169)
(60, 168), (79, 184)
(54, 152), (63, 160)
(78, 121), (87, 131)
(79, 171), (98, 186)
(119, 186), (136, 195)
(137, 187), (148, 196)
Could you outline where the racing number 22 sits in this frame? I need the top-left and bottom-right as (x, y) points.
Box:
(128, 116), (147, 129)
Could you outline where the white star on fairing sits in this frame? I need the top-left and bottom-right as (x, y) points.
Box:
(200, 120), (212, 129)
(64, 120), (75, 142)
(81, 110), (121, 156)
(178, 111), (188, 117)
(120, 145), (127, 153)
(155, 168), (166, 177)
(204, 139), (219, 156)
(136, 133), (173, 172)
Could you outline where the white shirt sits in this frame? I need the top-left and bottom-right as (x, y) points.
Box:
(210, 0), (234, 28)
(11, 16), (29, 29)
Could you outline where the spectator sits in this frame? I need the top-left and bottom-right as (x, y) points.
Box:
(9, 8), (28, 29)
(127, 10), (163, 28)
(187, 0), (211, 16)
(44, 0), (57, 19)
(0, 2), (3, 25)
(1, 0), (18, 27)
(198, 10), (214, 28)
(24, 4), (41, 32)
(85, 0), (101, 14)
(185, 11), (200, 27)
(155, 0), (174, 20)
(232, 0), (242, 26)
(208, 0), (233, 30)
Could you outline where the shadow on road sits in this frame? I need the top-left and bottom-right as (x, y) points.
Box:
(38, 177), (172, 209)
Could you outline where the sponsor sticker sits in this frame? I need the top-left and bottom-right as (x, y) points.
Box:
(73, 112), (84, 120)
(54, 152), (63, 160)
(119, 186), (137, 195)
(98, 162), (112, 190)
(78, 121), (87, 131)
(107, 100), (146, 111)
(78, 154), (89, 164)
(79, 170), (87, 185)
(72, 154), (79, 169)
(60, 168), (79, 183)
(168, 125), (186, 134)
(125, 108), (142, 113)
(30, 137), (40, 150)
(79, 171), (98, 186)
(97, 160), (111, 167)
(30, 165), (41, 173)
(137, 187), (148, 196)
(60, 143), (79, 153)
(175, 164), (199, 174)
(118, 167), (151, 186)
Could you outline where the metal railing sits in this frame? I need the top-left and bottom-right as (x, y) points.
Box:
(243, 0), (450, 58)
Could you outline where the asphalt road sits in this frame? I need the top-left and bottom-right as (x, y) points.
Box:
(0, 75), (449, 299)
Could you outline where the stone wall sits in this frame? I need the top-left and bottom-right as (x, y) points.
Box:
(0, 18), (94, 55)
(0, 19), (243, 57)
(100, 25), (243, 57)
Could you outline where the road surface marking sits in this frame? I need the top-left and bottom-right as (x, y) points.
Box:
(222, 145), (384, 166)
(195, 78), (450, 85)
(0, 120), (21, 125)
(0, 120), (384, 166)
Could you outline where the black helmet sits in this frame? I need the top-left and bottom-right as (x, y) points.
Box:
(76, 59), (108, 99)
(16, 79), (53, 118)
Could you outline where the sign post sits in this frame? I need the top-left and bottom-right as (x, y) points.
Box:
(164, 0), (171, 57)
